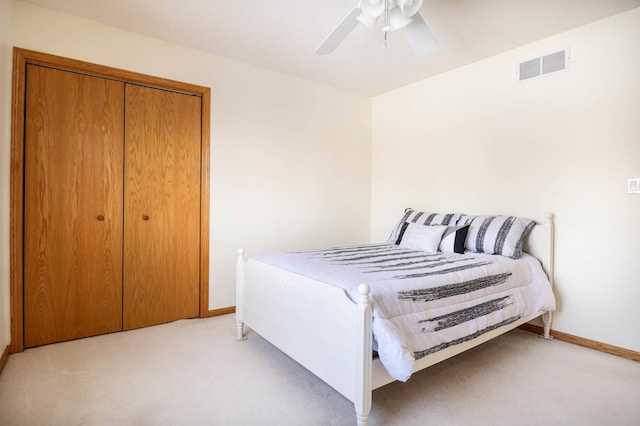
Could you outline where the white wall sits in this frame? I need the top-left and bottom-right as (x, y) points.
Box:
(7, 1), (372, 316)
(4, 1), (638, 355)
(0, 0), (13, 352)
(371, 8), (640, 352)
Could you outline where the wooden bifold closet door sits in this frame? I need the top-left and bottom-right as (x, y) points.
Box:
(24, 65), (125, 347)
(123, 84), (201, 330)
(23, 64), (201, 347)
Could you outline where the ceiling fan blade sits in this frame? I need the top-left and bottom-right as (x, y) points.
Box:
(315, 5), (362, 55)
(401, 12), (438, 57)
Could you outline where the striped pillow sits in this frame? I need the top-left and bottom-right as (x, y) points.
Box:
(460, 215), (536, 259)
(389, 208), (461, 243)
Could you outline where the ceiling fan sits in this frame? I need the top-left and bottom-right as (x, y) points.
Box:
(315, 0), (437, 57)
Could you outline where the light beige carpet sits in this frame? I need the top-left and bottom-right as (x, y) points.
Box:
(0, 314), (638, 425)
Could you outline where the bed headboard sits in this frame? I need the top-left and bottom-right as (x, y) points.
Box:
(523, 212), (555, 289)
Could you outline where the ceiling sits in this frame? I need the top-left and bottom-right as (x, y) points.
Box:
(20, 0), (640, 96)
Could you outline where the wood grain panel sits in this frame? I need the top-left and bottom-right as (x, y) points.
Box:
(24, 65), (124, 347)
(12, 49), (210, 353)
(123, 84), (201, 330)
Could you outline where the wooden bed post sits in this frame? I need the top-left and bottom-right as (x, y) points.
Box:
(236, 249), (247, 341)
(355, 283), (373, 426)
(541, 212), (554, 340)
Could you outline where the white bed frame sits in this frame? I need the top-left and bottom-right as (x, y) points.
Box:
(236, 213), (555, 425)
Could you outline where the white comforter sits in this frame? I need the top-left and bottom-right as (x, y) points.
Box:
(253, 244), (556, 382)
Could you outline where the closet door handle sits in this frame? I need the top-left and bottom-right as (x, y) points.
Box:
(97, 215), (105, 221)
(142, 215), (150, 221)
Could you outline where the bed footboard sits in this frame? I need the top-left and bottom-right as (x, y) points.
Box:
(236, 249), (373, 424)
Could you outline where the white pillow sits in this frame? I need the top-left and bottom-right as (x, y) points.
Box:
(398, 223), (447, 253)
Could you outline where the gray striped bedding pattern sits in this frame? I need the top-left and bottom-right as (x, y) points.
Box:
(300, 244), (520, 360)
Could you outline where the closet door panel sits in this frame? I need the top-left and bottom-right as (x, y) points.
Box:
(124, 84), (201, 330)
(24, 65), (124, 347)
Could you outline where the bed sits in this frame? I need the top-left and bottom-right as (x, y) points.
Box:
(236, 210), (556, 425)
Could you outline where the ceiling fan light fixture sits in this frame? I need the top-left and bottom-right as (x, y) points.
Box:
(398, 0), (423, 17)
(314, 0), (436, 57)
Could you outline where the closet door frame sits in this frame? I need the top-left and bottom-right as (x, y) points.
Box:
(10, 48), (211, 353)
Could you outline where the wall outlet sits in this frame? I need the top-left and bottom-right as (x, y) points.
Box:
(629, 178), (640, 194)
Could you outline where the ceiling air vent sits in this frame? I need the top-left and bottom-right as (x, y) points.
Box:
(517, 48), (570, 82)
